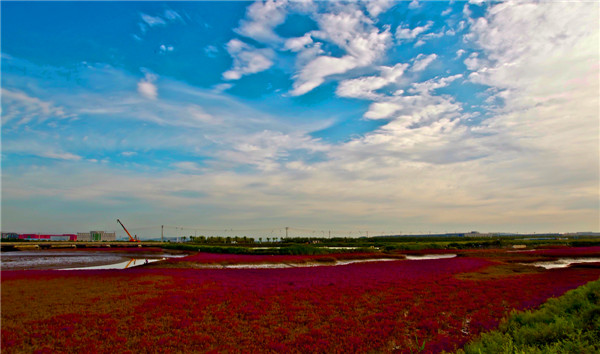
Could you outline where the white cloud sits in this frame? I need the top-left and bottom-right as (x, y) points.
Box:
(364, 102), (403, 119)
(137, 9), (183, 37)
(212, 83), (233, 93)
(463, 4), (472, 18)
(163, 9), (183, 22)
(395, 21), (432, 40)
(289, 7), (392, 96)
(411, 53), (437, 71)
(137, 73), (158, 100)
(284, 33), (313, 52)
(290, 55), (358, 96)
(314, 10), (391, 64)
(235, 0), (288, 44)
(363, 87), (462, 123)
(408, 0), (420, 10)
(420, 30), (446, 41)
(40, 151), (82, 161)
(409, 74), (463, 94)
(459, 1), (599, 225)
(456, 49), (466, 58)
(141, 9), (182, 27)
(227, 2), (392, 96)
(140, 13), (166, 27)
(336, 63), (409, 100)
(121, 151), (137, 157)
(414, 40), (425, 47)
(363, 0), (394, 17)
(221, 130), (328, 172)
(223, 39), (274, 80)
(463, 52), (484, 71)
(159, 44), (174, 54)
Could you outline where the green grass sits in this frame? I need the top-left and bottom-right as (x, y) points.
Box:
(458, 279), (600, 353)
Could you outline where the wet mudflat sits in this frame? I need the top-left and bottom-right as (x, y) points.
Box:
(0, 248), (187, 270)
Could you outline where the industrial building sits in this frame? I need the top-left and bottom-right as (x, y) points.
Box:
(15, 234), (77, 241)
(77, 231), (116, 242)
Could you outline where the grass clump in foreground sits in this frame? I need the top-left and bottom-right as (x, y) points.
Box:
(459, 279), (600, 353)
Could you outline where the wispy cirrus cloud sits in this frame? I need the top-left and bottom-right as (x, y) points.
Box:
(1, 88), (73, 126)
(137, 9), (183, 35)
(1, 55), (328, 167)
(140, 13), (166, 27)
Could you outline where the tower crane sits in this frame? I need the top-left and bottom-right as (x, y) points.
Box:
(117, 219), (140, 242)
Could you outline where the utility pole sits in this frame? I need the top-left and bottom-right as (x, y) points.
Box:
(329, 230), (331, 238)
(285, 227), (289, 238)
(161, 225), (164, 243)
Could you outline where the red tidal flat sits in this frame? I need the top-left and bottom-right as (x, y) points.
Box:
(526, 246), (600, 257)
(2, 255), (599, 353)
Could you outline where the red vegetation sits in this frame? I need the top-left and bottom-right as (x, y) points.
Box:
(525, 246), (600, 257)
(2, 250), (599, 353)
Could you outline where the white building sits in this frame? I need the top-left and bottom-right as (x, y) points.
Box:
(77, 231), (116, 242)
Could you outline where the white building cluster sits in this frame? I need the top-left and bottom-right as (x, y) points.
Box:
(77, 231), (116, 242)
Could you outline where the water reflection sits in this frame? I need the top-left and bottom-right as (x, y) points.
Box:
(61, 258), (166, 270)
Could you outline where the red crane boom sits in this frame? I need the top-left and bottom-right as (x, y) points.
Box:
(117, 219), (139, 242)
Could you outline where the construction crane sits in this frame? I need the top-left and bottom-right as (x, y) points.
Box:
(117, 219), (140, 242)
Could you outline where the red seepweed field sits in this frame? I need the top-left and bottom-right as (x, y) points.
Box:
(1, 247), (599, 353)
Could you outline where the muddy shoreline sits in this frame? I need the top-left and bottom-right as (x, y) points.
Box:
(0, 248), (190, 270)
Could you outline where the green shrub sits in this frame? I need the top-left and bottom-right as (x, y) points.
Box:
(459, 280), (600, 353)
(278, 245), (328, 255)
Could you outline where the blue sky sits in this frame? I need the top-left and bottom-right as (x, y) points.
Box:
(2, 1), (598, 238)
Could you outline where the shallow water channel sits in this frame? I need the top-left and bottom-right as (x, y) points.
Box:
(1, 249), (475, 271)
(0, 249), (186, 270)
(404, 254), (457, 260)
(528, 257), (600, 269)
